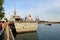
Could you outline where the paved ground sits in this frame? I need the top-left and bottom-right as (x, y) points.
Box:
(0, 31), (4, 40)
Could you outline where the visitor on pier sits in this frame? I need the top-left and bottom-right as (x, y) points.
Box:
(0, 21), (2, 30)
(0, 21), (5, 34)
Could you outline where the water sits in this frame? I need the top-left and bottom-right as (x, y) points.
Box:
(15, 32), (38, 40)
(15, 24), (60, 40)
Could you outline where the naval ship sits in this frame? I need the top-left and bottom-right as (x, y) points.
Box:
(9, 8), (38, 33)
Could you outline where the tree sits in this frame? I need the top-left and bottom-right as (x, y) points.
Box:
(4, 18), (8, 22)
(0, 0), (5, 20)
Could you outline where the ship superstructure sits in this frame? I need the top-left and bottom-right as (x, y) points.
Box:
(10, 8), (38, 33)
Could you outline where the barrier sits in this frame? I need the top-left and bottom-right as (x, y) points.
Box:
(2, 24), (15, 40)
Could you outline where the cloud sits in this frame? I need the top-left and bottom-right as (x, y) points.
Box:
(4, 0), (60, 21)
(31, 0), (60, 21)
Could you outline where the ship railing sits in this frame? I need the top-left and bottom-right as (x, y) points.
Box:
(15, 21), (38, 23)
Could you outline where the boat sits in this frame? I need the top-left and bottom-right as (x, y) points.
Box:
(48, 24), (51, 25)
(14, 22), (38, 33)
(9, 8), (38, 33)
(45, 24), (52, 26)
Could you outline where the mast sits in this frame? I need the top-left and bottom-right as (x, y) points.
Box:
(14, 7), (16, 17)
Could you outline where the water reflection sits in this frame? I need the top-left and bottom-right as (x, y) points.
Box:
(15, 32), (38, 40)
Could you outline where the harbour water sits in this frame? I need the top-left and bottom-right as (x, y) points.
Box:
(16, 24), (60, 40)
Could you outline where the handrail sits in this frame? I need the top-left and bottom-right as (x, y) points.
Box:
(9, 28), (15, 40)
(0, 30), (4, 35)
(2, 24), (15, 40)
(0, 24), (5, 35)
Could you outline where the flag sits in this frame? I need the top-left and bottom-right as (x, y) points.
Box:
(29, 15), (31, 17)
(28, 14), (32, 20)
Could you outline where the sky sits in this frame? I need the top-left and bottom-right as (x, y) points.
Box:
(4, 0), (60, 22)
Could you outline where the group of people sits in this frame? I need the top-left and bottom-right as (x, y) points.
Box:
(0, 20), (15, 30)
(0, 20), (9, 33)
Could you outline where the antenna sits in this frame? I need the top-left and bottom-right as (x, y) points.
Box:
(13, 0), (16, 16)
(14, 5), (16, 16)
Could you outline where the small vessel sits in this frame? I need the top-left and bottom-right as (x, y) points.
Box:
(45, 24), (52, 26)
(48, 24), (51, 25)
